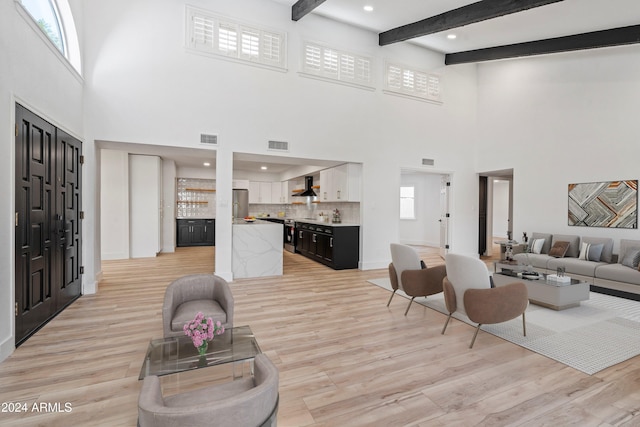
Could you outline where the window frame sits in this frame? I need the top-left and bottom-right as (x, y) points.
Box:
(400, 186), (416, 220)
(186, 6), (288, 72)
(383, 61), (442, 104)
(15, 0), (82, 77)
(300, 40), (375, 91)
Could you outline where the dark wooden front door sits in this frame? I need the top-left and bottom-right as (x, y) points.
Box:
(15, 104), (82, 345)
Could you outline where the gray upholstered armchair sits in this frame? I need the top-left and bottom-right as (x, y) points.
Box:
(388, 243), (446, 315)
(138, 354), (279, 427)
(162, 274), (234, 338)
(442, 253), (528, 348)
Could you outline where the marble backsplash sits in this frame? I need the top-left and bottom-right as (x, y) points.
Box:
(249, 201), (361, 224)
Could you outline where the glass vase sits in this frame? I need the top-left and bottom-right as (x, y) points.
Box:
(197, 341), (208, 357)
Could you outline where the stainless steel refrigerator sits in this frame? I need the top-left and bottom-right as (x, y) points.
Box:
(232, 189), (249, 219)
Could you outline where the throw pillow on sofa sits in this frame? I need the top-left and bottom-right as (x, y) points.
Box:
(621, 249), (640, 269)
(549, 241), (570, 258)
(578, 242), (604, 262)
(529, 238), (545, 254)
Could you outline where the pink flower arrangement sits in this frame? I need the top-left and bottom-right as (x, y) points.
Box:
(183, 312), (224, 348)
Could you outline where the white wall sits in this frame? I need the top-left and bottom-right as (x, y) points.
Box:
(129, 155), (162, 257)
(162, 160), (177, 252)
(475, 45), (640, 253)
(100, 150), (130, 259)
(492, 180), (510, 239)
(0, 0), (85, 362)
(82, 0), (480, 276)
(399, 172), (442, 246)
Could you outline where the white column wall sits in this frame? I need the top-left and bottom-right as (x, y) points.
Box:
(475, 46), (640, 252)
(100, 150), (130, 259)
(129, 155), (162, 257)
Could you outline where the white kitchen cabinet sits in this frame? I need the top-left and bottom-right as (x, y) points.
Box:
(233, 179), (250, 190)
(249, 181), (275, 203)
(319, 163), (361, 202)
(271, 181), (289, 204)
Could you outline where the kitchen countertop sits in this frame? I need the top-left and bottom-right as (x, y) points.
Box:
(232, 219), (282, 225)
(293, 218), (360, 227)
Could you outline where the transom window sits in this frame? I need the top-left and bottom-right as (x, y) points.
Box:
(21, 0), (64, 52)
(16, 0), (82, 74)
(302, 41), (374, 89)
(384, 62), (442, 103)
(186, 6), (287, 71)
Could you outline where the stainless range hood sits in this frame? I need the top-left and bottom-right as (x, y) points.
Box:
(294, 176), (317, 197)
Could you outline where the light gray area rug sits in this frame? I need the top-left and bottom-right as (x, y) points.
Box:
(369, 277), (640, 375)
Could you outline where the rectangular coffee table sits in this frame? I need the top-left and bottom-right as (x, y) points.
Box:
(493, 271), (590, 311)
(139, 325), (261, 380)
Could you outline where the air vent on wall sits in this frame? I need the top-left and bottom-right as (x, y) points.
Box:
(200, 134), (218, 145)
(422, 158), (435, 166)
(268, 140), (289, 152)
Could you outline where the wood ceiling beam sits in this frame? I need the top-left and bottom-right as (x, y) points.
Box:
(292, 0), (326, 22)
(379, 0), (565, 46)
(445, 24), (640, 65)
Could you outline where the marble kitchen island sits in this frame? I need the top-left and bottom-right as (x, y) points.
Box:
(232, 219), (283, 279)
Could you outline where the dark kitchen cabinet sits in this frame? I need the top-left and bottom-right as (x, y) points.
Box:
(295, 222), (359, 269)
(177, 219), (215, 247)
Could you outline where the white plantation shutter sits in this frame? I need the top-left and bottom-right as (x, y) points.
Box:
(262, 32), (281, 64)
(403, 70), (414, 91)
(387, 65), (402, 89)
(384, 61), (443, 103)
(340, 54), (355, 80)
(186, 6), (286, 70)
(193, 15), (215, 48)
(304, 44), (322, 72)
(218, 23), (237, 54)
(302, 41), (373, 88)
(241, 28), (260, 59)
(415, 72), (428, 96)
(323, 49), (338, 76)
(355, 58), (370, 82)
(428, 75), (442, 101)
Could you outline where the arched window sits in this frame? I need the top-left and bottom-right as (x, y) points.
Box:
(17, 0), (82, 74)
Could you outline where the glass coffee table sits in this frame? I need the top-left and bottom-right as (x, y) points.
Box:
(493, 267), (590, 311)
(139, 325), (261, 380)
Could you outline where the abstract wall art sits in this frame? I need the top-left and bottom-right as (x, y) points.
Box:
(568, 180), (638, 228)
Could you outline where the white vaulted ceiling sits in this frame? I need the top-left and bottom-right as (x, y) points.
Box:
(273, 0), (640, 55)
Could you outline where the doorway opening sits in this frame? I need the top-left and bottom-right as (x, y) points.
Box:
(478, 169), (514, 259)
(399, 169), (450, 259)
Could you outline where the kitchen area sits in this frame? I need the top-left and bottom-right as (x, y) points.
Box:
(174, 160), (362, 278)
(99, 143), (362, 280)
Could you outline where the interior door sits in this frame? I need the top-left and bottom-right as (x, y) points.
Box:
(56, 128), (83, 308)
(478, 176), (488, 256)
(15, 104), (82, 345)
(439, 175), (450, 258)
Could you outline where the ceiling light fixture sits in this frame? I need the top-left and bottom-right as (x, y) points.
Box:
(203, 162), (211, 166)
(363, 5), (373, 12)
(261, 166), (268, 170)
(447, 34), (457, 40)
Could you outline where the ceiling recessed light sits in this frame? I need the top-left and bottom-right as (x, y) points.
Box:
(447, 34), (457, 40)
(363, 5), (373, 12)
(203, 162), (211, 166)
(261, 166), (268, 170)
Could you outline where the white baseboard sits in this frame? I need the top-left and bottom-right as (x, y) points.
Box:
(0, 335), (15, 364)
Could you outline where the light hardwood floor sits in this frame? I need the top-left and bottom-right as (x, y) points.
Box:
(1, 247), (639, 426)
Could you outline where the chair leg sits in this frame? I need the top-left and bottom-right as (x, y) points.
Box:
(522, 312), (526, 337)
(469, 324), (482, 348)
(404, 297), (415, 316)
(441, 313), (452, 334)
(386, 290), (397, 307)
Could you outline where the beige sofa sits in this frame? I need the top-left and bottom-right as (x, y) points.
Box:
(513, 233), (640, 297)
